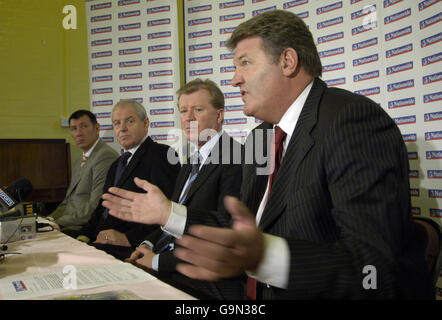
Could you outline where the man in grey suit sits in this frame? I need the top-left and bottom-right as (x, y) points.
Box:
(47, 110), (119, 237)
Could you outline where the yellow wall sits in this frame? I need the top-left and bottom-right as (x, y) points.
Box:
(0, 0), (90, 163)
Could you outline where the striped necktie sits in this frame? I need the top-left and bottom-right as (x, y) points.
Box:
(80, 155), (88, 168)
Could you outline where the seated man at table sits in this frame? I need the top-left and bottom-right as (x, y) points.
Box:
(77, 99), (180, 260)
(47, 110), (119, 237)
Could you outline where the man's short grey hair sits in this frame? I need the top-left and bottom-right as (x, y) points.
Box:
(112, 99), (148, 120)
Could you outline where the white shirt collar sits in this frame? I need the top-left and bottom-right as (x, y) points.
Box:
(83, 137), (100, 158)
(123, 134), (148, 163)
(191, 130), (223, 167)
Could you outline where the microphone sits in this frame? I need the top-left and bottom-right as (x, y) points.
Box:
(0, 178), (33, 212)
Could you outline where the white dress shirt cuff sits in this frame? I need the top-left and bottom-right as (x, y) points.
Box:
(140, 240), (154, 249)
(247, 233), (290, 289)
(161, 202), (187, 239)
(151, 254), (159, 271)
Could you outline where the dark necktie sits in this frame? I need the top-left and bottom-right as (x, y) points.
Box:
(155, 152), (201, 254)
(247, 126), (287, 300)
(103, 151), (132, 220)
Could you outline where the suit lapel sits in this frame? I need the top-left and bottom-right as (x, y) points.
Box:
(116, 137), (151, 187)
(172, 164), (191, 202)
(259, 78), (326, 230)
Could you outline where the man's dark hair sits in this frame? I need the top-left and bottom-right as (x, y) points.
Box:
(227, 9), (322, 77)
(69, 110), (98, 125)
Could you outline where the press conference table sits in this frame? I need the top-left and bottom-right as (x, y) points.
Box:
(0, 219), (195, 300)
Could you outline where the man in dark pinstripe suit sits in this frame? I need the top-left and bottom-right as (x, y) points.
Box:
(170, 10), (433, 299)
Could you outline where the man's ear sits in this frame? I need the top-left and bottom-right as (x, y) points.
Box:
(280, 48), (299, 77)
(144, 117), (150, 129)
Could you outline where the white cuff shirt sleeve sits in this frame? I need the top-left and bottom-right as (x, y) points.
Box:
(161, 201), (187, 239)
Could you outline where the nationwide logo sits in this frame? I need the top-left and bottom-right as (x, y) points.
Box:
(350, 0), (364, 4)
(92, 63), (112, 70)
(425, 130), (442, 141)
(385, 25), (412, 41)
(220, 53), (234, 60)
(101, 137), (114, 143)
(224, 118), (247, 125)
(429, 208), (442, 217)
(150, 96), (173, 103)
(189, 43), (212, 51)
(92, 51), (112, 58)
(220, 79), (232, 86)
(318, 31), (344, 44)
(150, 121), (174, 128)
(353, 53), (378, 67)
(352, 21), (377, 35)
(402, 133), (417, 142)
(420, 12), (441, 29)
(220, 13), (245, 22)
(227, 130), (248, 137)
(423, 91), (442, 103)
(94, 112), (112, 119)
(91, 26), (112, 34)
(120, 85), (142, 92)
(148, 31), (171, 39)
(388, 97), (415, 109)
(150, 108), (174, 115)
(409, 170), (419, 178)
(324, 77), (346, 86)
(355, 86), (380, 96)
(118, 0), (140, 6)
(189, 68), (213, 76)
(151, 134), (177, 141)
(317, 16), (343, 29)
(91, 2), (111, 10)
(148, 18), (171, 27)
(92, 75), (112, 82)
(393, 115), (416, 125)
(283, 0), (308, 9)
(220, 41), (227, 47)
(255, 118), (264, 123)
(149, 70), (173, 77)
(428, 170), (442, 179)
(225, 105), (244, 112)
(319, 47), (344, 58)
(149, 57), (172, 64)
(220, 66), (236, 73)
(385, 43), (412, 58)
(419, 0), (440, 11)
(188, 30), (212, 39)
(383, 0), (404, 8)
(422, 52), (442, 66)
(423, 72), (442, 85)
(93, 100), (113, 107)
(119, 60), (142, 68)
(428, 189), (442, 198)
(118, 10), (140, 18)
(131, 98), (143, 103)
(118, 23), (141, 31)
(91, 14), (112, 23)
(408, 152), (418, 160)
(224, 92), (242, 99)
(147, 6), (170, 14)
(92, 88), (113, 95)
(188, 4), (212, 13)
(322, 62), (345, 72)
(351, 4), (376, 20)
(119, 72), (142, 80)
(410, 188), (419, 197)
(387, 79), (414, 92)
(100, 124), (113, 131)
(317, 1), (343, 15)
(188, 17), (212, 26)
(220, 27), (236, 34)
(384, 8), (411, 25)
(296, 11), (309, 19)
(149, 83), (173, 90)
(189, 56), (212, 64)
(421, 32), (441, 48)
(352, 37), (378, 51)
(148, 44), (172, 52)
(411, 207), (421, 215)
(426, 150), (442, 159)
(119, 48), (141, 55)
(91, 39), (112, 46)
(386, 61), (413, 75)
(220, 0), (244, 9)
(353, 70), (379, 82)
(119, 35), (141, 43)
(252, 6), (277, 16)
